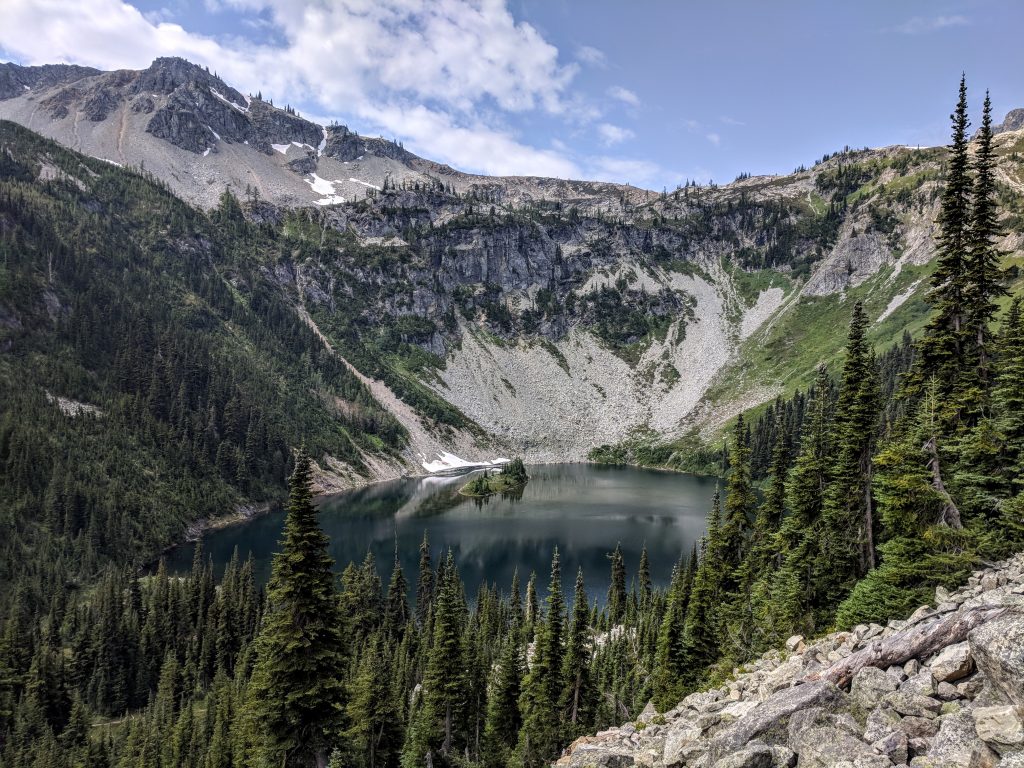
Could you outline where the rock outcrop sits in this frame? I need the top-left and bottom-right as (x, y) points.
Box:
(559, 553), (1024, 767)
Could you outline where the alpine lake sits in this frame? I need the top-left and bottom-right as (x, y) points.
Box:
(165, 464), (717, 602)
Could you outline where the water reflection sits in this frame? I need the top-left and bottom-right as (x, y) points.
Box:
(164, 464), (717, 604)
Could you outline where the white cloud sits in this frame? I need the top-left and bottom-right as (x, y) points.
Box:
(608, 85), (640, 107)
(576, 45), (606, 66)
(0, 0), (587, 174)
(597, 123), (634, 146)
(705, 132), (720, 146)
(893, 15), (969, 35)
(585, 156), (664, 187)
(719, 115), (744, 126)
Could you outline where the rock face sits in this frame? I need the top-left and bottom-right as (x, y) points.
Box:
(995, 108), (1024, 134)
(558, 553), (1024, 767)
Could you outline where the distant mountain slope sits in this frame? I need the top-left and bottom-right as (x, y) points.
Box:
(2, 58), (1023, 464)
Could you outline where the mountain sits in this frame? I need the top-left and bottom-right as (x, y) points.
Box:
(2, 57), (1024, 475)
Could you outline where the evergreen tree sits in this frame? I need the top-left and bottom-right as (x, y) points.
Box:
(482, 631), (524, 768)
(720, 415), (755, 579)
(965, 90), (1006, 390)
(914, 75), (974, 407)
(607, 544), (627, 624)
(415, 532), (434, 629)
(244, 452), (347, 768)
(560, 569), (594, 737)
(680, 493), (725, 682)
(515, 550), (565, 768)
(819, 302), (880, 612)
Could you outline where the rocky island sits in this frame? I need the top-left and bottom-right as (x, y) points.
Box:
(459, 457), (529, 497)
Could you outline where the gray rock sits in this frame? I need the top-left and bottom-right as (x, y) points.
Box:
(768, 745), (797, 767)
(897, 715), (939, 739)
(936, 682), (960, 701)
(994, 108), (1024, 134)
(900, 670), (936, 697)
(711, 743), (773, 768)
(790, 724), (892, 767)
(865, 706), (903, 743)
(910, 709), (1000, 767)
(968, 612), (1024, 707)
(884, 690), (942, 719)
(972, 705), (1024, 753)
(957, 676), (986, 700)
(873, 730), (909, 765)
(661, 720), (703, 767)
(927, 642), (974, 683)
(706, 682), (844, 761)
(853, 667), (900, 711)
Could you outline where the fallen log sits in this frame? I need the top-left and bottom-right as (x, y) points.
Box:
(802, 606), (1008, 689)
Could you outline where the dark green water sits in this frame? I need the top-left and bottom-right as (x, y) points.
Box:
(164, 464), (718, 602)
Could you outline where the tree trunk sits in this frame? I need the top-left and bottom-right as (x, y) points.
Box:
(923, 436), (961, 529)
(802, 606), (1006, 688)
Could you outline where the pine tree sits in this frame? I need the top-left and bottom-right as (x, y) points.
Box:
(560, 568), (594, 737)
(914, 75), (974, 406)
(244, 451), (347, 768)
(720, 415), (756, 583)
(637, 546), (652, 608)
(994, 298), (1024, 485)
(404, 552), (467, 768)
(965, 90), (1006, 389)
(607, 544), (627, 624)
(483, 631), (524, 768)
(818, 302), (880, 613)
(515, 550), (565, 768)
(415, 532), (434, 629)
(346, 632), (401, 768)
(680, 493), (725, 682)
(652, 561), (687, 711)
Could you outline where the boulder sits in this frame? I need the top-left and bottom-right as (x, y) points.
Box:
(897, 715), (940, 739)
(872, 730), (908, 765)
(927, 642), (974, 683)
(789, 724), (893, 767)
(972, 705), (1024, 753)
(909, 709), (1000, 767)
(900, 670), (936, 697)
(710, 743), (773, 768)
(852, 667), (899, 711)
(883, 690), (942, 719)
(706, 682), (844, 761)
(968, 612), (1024, 707)
(661, 720), (704, 767)
(865, 706), (903, 743)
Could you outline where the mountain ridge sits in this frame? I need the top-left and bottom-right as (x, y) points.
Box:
(2, 57), (1023, 476)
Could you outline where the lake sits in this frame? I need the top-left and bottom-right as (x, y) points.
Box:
(164, 463), (718, 603)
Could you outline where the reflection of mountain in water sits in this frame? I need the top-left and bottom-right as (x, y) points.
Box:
(166, 464), (718, 605)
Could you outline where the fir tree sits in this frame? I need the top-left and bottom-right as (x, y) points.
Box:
(482, 631), (524, 768)
(244, 451), (347, 768)
(560, 568), (594, 736)
(607, 544), (627, 624)
(914, 75), (974, 406)
(965, 90), (1006, 390)
(819, 301), (880, 611)
(515, 550), (565, 768)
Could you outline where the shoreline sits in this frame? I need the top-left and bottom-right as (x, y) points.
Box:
(158, 457), (722, 563)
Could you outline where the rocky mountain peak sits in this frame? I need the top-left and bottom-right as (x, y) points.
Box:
(995, 108), (1024, 134)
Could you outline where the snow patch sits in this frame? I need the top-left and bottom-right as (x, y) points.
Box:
(420, 451), (509, 473)
(210, 88), (249, 113)
(317, 128), (327, 157)
(203, 147), (211, 157)
(91, 156), (122, 167)
(349, 177), (381, 191)
(207, 127), (221, 141)
(877, 279), (923, 323)
(314, 195), (345, 206)
(271, 143), (290, 154)
(305, 172), (338, 196)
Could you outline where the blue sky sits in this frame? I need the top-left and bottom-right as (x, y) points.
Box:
(2, 0), (1022, 188)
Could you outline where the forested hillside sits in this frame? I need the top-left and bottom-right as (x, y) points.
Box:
(1, 81), (1023, 768)
(0, 120), (408, 586)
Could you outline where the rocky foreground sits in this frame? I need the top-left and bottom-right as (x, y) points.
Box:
(560, 553), (1024, 767)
